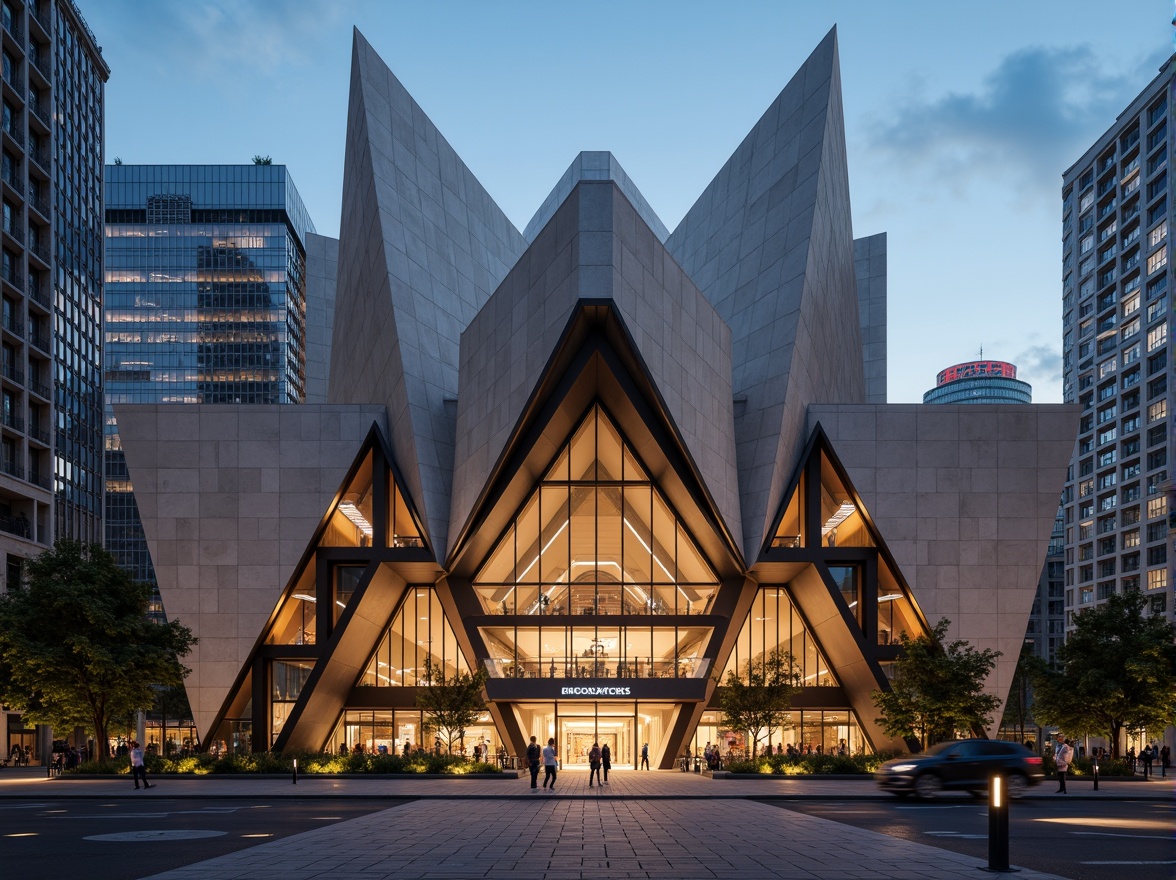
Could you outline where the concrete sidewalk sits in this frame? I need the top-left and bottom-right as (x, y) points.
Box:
(136, 795), (1076, 880)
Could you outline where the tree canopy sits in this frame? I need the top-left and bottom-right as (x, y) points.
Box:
(416, 658), (488, 755)
(1031, 591), (1176, 757)
(871, 618), (1001, 749)
(0, 541), (196, 754)
(716, 648), (800, 758)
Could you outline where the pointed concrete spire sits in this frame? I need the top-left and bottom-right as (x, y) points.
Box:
(115, 403), (386, 742)
(329, 30), (527, 559)
(523, 151), (669, 243)
(667, 27), (865, 563)
(811, 403), (1080, 734)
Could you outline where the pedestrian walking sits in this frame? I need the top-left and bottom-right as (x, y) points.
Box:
(129, 741), (152, 790)
(1053, 733), (1073, 794)
(1160, 744), (1170, 778)
(1140, 743), (1154, 779)
(588, 742), (602, 787)
(542, 738), (558, 791)
(640, 742), (650, 770)
(526, 735), (541, 790)
(601, 742), (611, 784)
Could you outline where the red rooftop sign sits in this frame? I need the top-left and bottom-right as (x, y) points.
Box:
(936, 361), (1017, 386)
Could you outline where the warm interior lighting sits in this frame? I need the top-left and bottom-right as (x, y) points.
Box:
(337, 500), (373, 537)
(515, 519), (570, 581)
(292, 593), (316, 603)
(623, 517), (675, 579)
(821, 501), (856, 535)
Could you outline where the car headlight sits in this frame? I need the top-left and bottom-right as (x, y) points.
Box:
(887, 763), (918, 772)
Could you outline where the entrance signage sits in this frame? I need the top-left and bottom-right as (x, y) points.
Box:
(560, 686), (632, 697)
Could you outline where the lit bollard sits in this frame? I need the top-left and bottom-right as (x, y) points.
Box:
(987, 772), (1011, 873)
(292, 757), (298, 785)
(1092, 758), (1099, 791)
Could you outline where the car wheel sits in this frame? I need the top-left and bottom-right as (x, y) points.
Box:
(1006, 773), (1027, 800)
(914, 773), (942, 799)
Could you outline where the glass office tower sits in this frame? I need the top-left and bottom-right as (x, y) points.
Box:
(104, 165), (314, 615)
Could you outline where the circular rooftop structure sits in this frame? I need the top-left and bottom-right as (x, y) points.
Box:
(922, 360), (1032, 405)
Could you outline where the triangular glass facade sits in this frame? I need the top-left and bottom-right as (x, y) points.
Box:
(473, 404), (719, 618)
(359, 588), (468, 687)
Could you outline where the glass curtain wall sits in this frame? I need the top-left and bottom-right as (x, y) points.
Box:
(473, 405), (719, 617)
(723, 587), (836, 686)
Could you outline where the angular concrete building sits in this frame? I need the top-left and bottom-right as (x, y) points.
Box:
(117, 27), (1078, 764)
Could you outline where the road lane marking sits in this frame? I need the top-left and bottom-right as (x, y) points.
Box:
(84, 830), (228, 842)
(1072, 831), (1174, 840)
(52, 808), (241, 819)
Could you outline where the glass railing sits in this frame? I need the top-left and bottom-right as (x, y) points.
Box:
(1, 15), (22, 44)
(0, 511), (32, 539)
(484, 656), (711, 680)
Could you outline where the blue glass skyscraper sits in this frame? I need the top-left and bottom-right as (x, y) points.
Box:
(104, 164), (315, 615)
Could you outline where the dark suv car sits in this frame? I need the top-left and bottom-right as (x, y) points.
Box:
(875, 739), (1044, 799)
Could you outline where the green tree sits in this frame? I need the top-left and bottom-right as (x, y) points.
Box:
(716, 649), (800, 758)
(416, 658), (488, 755)
(0, 542), (196, 756)
(1031, 591), (1176, 757)
(871, 618), (1001, 749)
(252, 154), (272, 165)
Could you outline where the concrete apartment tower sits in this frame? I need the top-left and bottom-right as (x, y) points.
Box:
(1, 0), (108, 759)
(1060, 55), (1175, 635)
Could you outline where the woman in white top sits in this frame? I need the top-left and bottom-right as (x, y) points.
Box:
(542, 738), (558, 791)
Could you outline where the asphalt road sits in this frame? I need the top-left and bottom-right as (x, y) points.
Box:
(0, 796), (409, 880)
(765, 795), (1176, 880)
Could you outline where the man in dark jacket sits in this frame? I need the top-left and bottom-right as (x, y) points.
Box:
(526, 736), (541, 790)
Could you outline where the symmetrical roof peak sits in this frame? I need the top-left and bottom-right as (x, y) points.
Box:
(523, 151), (669, 244)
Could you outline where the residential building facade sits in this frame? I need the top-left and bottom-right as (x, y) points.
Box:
(104, 164), (316, 617)
(1060, 55), (1175, 632)
(1, 0), (108, 759)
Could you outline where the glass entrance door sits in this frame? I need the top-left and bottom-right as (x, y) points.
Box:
(558, 702), (634, 767)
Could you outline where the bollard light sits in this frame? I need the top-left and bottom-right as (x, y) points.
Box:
(987, 772), (1011, 873)
(292, 757), (298, 785)
(1092, 758), (1099, 792)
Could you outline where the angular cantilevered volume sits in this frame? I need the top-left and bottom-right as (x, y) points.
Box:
(448, 174), (743, 566)
(667, 26), (865, 564)
(328, 29), (527, 560)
